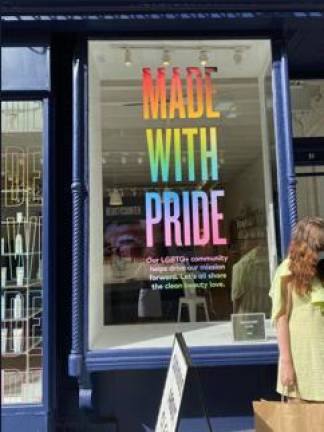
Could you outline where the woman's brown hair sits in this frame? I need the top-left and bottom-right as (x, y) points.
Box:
(288, 217), (324, 295)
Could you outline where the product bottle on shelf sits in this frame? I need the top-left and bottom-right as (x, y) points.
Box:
(13, 327), (24, 353)
(1, 236), (10, 286)
(13, 293), (23, 320)
(1, 294), (5, 320)
(1, 237), (4, 256)
(1, 327), (8, 353)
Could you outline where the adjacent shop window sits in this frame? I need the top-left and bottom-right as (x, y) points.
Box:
(1, 101), (43, 403)
(88, 40), (277, 349)
(290, 80), (324, 219)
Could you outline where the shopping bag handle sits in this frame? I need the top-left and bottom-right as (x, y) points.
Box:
(281, 385), (301, 402)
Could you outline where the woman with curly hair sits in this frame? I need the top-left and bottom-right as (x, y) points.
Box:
(270, 216), (324, 401)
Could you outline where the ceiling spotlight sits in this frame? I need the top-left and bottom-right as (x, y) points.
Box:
(199, 50), (208, 66)
(233, 48), (243, 65)
(121, 154), (127, 165)
(162, 49), (171, 66)
(124, 48), (132, 67)
(137, 155), (143, 165)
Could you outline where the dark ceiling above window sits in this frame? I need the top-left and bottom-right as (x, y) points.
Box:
(2, 1), (324, 79)
(3, 0), (324, 14)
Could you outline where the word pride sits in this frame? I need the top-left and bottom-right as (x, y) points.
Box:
(143, 67), (227, 248)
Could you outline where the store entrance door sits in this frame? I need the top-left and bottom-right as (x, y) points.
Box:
(296, 165), (324, 218)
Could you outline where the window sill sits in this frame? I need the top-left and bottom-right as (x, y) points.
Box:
(86, 322), (278, 372)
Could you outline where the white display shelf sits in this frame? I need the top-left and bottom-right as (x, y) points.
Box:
(1, 281), (42, 290)
(91, 320), (277, 350)
(1, 252), (41, 256)
(2, 307), (42, 322)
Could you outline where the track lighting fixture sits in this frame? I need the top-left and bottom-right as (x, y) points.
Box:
(124, 48), (132, 67)
(199, 50), (208, 66)
(162, 49), (171, 66)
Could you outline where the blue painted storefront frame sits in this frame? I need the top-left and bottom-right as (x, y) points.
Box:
(2, 5), (311, 428)
(67, 35), (297, 396)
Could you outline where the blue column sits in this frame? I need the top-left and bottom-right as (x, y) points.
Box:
(69, 49), (86, 378)
(272, 40), (297, 257)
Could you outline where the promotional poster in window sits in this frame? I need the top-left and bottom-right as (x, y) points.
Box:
(101, 50), (271, 325)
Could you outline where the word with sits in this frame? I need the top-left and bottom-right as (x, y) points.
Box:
(146, 127), (218, 182)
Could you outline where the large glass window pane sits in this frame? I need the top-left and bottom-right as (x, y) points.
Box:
(88, 40), (277, 349)
(1, 101), (43, 404)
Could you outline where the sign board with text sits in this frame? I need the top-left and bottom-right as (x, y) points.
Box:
(155, 333), (191, 432)
(231, 313), (266, 342)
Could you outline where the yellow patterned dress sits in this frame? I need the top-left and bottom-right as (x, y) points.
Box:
(270, 259), (324, 401)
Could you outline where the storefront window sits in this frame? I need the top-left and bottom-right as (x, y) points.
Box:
(88, 40), (277, 349)
(291, 80), (324, 219)
(1, 101), (43, 403)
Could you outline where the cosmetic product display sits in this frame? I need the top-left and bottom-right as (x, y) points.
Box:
(37, 259), (42, 281)
(16, 212), (23, 223)
(13, 293), (23, 320)
(15, 233), (23, 256)
(2, 146), (43, 405)
(13, 328), (24, 353)
(1, 267), (7, 288)
(1, 295), (5, 320)
(16, 266), (24, 286)
(1, 328), (8, 353)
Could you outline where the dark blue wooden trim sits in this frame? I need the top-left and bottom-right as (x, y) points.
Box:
(42, 98), (53, 417)
(3, 0), (324, 14)
(3, 11), (324, 24)
(43, 94), (58, 430)
(271, 40), (297, 257)
(69, 47), (86, 379)
(1, 92), (50, 100)
(2, 405), (47, 414)
(86, 344), (278, 371)
(78, 36), (283, 377)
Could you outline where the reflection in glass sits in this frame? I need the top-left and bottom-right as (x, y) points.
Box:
(1, 101), (43, 404)
(291, 80), (324, 138)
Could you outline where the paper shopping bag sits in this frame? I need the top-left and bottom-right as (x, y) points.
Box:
(253, 399), (324, 432)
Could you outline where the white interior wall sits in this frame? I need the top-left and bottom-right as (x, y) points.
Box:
(88, 53), (104, 349)
(224, 156), (265, 221)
